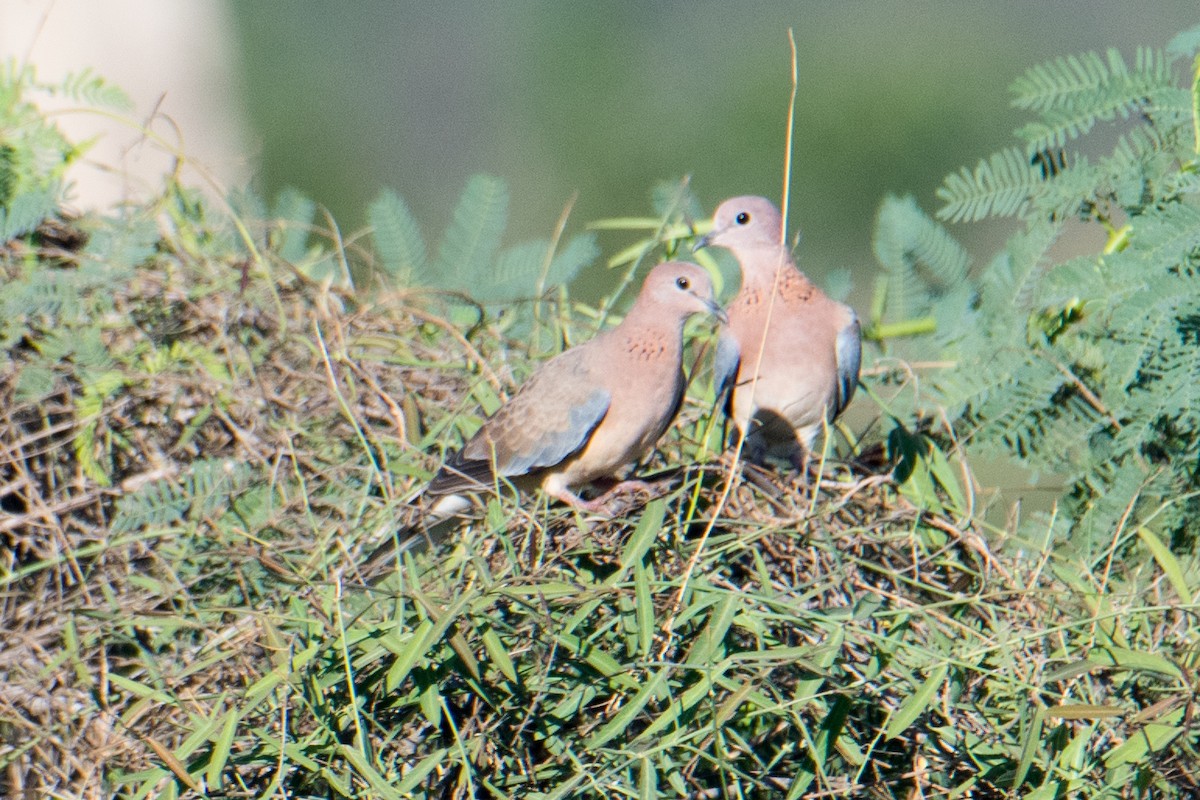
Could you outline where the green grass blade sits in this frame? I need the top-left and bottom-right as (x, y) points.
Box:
(205, 706), (240, 789)
(606, 498), (665, 587)
(481, 624), (518, 683)
(385, 618), (435, 691)
(1137, 525), (1194, 603)
(638, 756), (658, 800)
(634, 560), (655, 658)
(586, 668), (670, 749)
(1013, 705), (1045, 790)
(885, 663), (947, 740)
(341, 744), (406, 800)
(1093, 647), (1182, 679)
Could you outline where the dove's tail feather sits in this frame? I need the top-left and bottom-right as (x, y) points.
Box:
(354, 494), (472, 585)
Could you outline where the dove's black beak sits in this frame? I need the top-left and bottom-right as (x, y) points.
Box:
(704, 297), (729, 325)
(692, 232), (713, 253)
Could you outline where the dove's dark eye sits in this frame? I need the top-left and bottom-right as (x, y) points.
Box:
(675, 276), (691, 290)
(735, 212), (750, 225)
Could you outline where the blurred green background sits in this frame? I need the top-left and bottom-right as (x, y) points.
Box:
(4, 1), (1196, 297)
(232, 1), (1198, 299)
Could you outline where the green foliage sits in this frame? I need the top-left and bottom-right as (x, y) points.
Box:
(434, 173), (509, 285)
(935, 146), (1046, 223)
(368, 175), (599, 309)
(1013, 47), (1185, 151)
(9, 30), (1200, 800)
(873, 27), (1200, 546)
(0, 62), (129, 226)
(873, 194), (971, 323)
(887, 419), (969, 519)
(112, 458), (255, 533)
(269, 184), (318, 264)
(589, 178), (731, 315)
(56, 66), (135, 111)
(0, 183), (59, 240)
(369, 186), (426, 281)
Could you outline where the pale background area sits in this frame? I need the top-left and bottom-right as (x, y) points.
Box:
(0, 0), (249, 211)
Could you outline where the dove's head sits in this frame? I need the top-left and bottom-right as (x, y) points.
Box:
(638, 261), (727, 324)
(693, 195), (785, 253)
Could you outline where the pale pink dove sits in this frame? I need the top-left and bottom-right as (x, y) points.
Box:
(695, 195), (861, 470)
(359, 261), (724, 578)
(424, 260), (725, 515)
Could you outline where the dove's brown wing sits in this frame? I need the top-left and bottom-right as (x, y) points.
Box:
(426, 348), (610, 496)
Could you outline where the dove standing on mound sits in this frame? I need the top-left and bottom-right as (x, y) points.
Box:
(358, 261), (725, 580)
(695, 195), (861, 470)
(424, 260), (726, 517)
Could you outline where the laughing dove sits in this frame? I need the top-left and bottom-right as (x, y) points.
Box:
(358, 261), (724, 579)
(695, 195), (861, 469)
(421, 259), (725, 519)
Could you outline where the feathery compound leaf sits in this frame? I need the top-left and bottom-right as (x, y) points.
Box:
(57, 68), (133, 111)
(873, 195), (970, 322)
(1126, 201), (1200, 265)
(434, 174), (509, 291)
(0, 183), (59, 241)
(110, 475), (191, 533)
(270, 186), (316, 264)
(930, 29), (1200, 535)
(369, 188), (426, 282)
(1024, 122), (1184, 223)
(486, 231), (599, 303)
(935, 147), (1043, 223)
(1015, 48), (1178, 151)
(973, 229), (1052, 322)
(964, 360), (1076, 462)
(111, 459), (254, 534)
(1103, 274), (1192, 384)
(544, 232), (599, 289)
(492, 239), (550, 302)
(1166, 23), (1200, 63)
(1011, 50), (1113, 113)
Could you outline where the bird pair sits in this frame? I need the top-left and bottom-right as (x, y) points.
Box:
(408, 196), (860, 529)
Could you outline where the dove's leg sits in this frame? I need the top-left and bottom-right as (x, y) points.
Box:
(546, 479), (655, 516)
